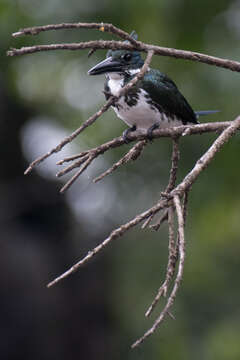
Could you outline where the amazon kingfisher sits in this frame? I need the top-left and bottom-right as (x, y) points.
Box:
(88, 31), (217, 141)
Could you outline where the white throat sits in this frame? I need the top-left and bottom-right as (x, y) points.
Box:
(106, 68), (142, 96)
(127, 68), (141, 76)
(106, 72), (124, 96)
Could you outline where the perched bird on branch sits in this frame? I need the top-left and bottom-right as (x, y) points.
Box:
(88, 31), (218, 141)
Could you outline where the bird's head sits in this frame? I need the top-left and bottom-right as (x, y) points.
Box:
(88, 31), (144, 76)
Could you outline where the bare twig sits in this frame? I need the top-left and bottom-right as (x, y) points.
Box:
(93, 140), (147, 183)
(8, 22), (240, 73)
(141, 214), (155, 229)
(24, 97), (116, 174)
(172, 116), (240, 196)
(145, 205), (177, 317)
(59, 154), (94, 194)
(88, 48), (97, 58)
(47, 196), (171, 288)
(182, 189), (190, 226)
(57, 136), (124, 172)
(57, 154), (90, 176)
(11, 22), (139, 46)
(165, 137), (180, 193)
(57, 151), (89, 165)
(149, 210), (169, 231)
(58, 140), (147, 191)
(132, 195), (185, 348)
(146, 137), (180, 230)
(7, 41), (137, 56)
(144, 139), (181, 314)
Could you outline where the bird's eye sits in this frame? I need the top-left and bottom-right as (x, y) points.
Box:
(122, 53), (132, 61)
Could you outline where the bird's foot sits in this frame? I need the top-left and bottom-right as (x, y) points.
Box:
(146, 123), (159, 141)
(122, 125), (137, 144)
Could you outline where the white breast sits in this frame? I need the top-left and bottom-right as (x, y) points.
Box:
(107, 73), (182, 130)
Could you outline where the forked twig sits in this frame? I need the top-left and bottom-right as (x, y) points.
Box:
(144, 139), (181, 316)
(145, 139), (185, 316)
(145, 205), (177, 317)
(143, 137), (180, 230)
(132, 195), (185, 348)
(59, 140), (147, 192)
(165, 137), (180, 193)
(93, 140), (147, 183)
(146, 210), (168, 231)
(59, 155), (94, 193)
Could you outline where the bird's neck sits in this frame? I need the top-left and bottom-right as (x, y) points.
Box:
(107, 68), (142, 81)
(106, 68), (144, 97)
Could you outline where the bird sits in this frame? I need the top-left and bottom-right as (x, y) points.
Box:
(88, 31), (218, 141)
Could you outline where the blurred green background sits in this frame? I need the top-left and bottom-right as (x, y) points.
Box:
(1, 0), (240, 359)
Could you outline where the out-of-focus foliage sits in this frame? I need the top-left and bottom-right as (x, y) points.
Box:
(2, 0), (240, 359)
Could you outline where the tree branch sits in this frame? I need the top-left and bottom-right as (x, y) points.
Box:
(131, 195), (185, 348)
(11, 22), (139, 45)
(142, 137), (180, 229)
(145, 205), (177, 317)
(8, 22), (240, 73)
(47, 196), (171, 288)
(172, 116), (240, 196)
(93, 140), (147, 183)
(24, 97), (116, 174)
(47, 115), (240, 289)
(49, 120), (232, 193)
(57, 120), (231, 168)
(144, 138), (181, 316)
(55, 114), (239, 215)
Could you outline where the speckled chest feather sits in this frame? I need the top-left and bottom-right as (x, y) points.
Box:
(104, 72), (183, 130)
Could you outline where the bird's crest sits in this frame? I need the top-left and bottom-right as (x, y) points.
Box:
(125, 30), (138, 42)
(107, 31), (139, 58)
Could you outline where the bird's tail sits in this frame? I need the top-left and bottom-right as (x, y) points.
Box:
(194, 110), (219, 118)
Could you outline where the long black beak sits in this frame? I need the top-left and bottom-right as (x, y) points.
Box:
(88, 57), (123, 75)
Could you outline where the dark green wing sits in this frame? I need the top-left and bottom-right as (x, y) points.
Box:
(140, 69), (197, 124)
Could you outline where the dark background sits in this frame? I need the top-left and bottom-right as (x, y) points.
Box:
(1, 1), (240, 359)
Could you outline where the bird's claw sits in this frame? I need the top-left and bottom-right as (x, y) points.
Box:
(122, 125), (137, 144)
(146, 123), (159, 141)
